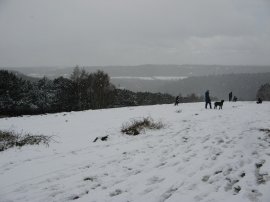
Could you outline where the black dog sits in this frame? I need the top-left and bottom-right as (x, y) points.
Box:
(214, 100), (224, 109)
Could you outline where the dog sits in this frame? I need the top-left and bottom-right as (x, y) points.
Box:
(214, 100), (224, 109)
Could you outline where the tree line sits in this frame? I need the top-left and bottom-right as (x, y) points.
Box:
(0, 67), (116, 115)
(6, 66), (255, 117)
(0, 67), (176, 116)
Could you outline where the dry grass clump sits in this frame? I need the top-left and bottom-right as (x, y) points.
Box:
(121, 117), (164, 136)
(259, 128), (270, 134)
(0, 130), (52, 151)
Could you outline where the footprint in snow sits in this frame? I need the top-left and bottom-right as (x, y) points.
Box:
(247, 189), (263, 201)
(159, 186), (178, 202)
(142, 187), (154, 194)
(194, 193), (209, 201)
(147, 176), (165, 185)
(110, 189), (123, 197)
(224, 177), (240, 192)
(70, 195), (80, 200)
(68, 189), (90, 201)
(131, 170), (141, 175)
(255, 160), (269, 184)
(215, 137), (225, 145)
(156, 162), (167, 168)
(201, 135), (210, 143)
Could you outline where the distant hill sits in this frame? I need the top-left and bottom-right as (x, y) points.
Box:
(2, 65), (270, 100)
(112, 73), (270, 101)
(2, 64), (270, 78)
(9, 71), (39, 82)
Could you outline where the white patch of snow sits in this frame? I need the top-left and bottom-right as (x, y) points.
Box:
(0, 102), (270, 202)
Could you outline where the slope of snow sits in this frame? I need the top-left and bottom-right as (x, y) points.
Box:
(0, 102), (270, 202)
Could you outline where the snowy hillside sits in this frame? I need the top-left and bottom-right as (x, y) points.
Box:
(0, 102), (270, 202)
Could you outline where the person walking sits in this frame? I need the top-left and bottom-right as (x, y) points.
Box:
(257, 97), (262, 104)
(229, 92), (232, 102)
(175, 96), (180, 106)
(205, 90), (212, 109)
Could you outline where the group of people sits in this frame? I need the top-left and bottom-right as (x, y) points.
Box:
(174, 90), (263, 108)
(204, 90), (262, 109)
(205, 90), (237, 109)
(204, 90), (234, 109)
(228, 92), (237, 102)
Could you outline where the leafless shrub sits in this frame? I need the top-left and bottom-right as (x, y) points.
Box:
(259, 128), (270, 134)
(121, 117), (164, 136)
(0, 130), (53, 151)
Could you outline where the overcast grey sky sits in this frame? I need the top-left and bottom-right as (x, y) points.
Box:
(0, 0), (270, 67)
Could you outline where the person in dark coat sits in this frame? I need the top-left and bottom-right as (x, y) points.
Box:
(257, 97), (262, 104)
(229, 92), (232, 102)
(205, 90), (212, 109)
(175, 96), (180, 106)
(233, 96), (238, 102)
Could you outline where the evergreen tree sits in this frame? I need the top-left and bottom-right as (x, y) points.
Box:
(91, 70), (115, 109)
(257, 83), (270, 101)
(53, 77), (76, 111)
(34, 77), (55, 113)
(70, 66), (89, 110)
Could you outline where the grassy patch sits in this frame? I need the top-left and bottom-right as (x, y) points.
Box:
(259, 128), (270, 134)
(121, 117), (164, 136)
(0, 130), (52, 151)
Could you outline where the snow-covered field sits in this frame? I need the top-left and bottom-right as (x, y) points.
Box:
(0, 102), (270, 202)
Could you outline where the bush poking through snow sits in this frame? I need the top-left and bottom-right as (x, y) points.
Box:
(121, 117), (164, 135)
(259, 128), (270, 135)
(0, 130), (52, 151)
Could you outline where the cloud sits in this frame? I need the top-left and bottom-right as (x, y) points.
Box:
(0, 0), (269, 66)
